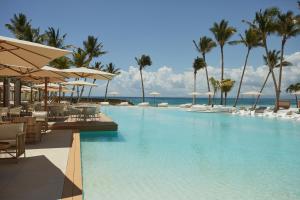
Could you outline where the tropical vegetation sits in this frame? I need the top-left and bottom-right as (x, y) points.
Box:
(135, 55), (152, 102)
(192, 57), (206, 104)
(286, 83), (300, 107)
(104, 63), (121, 101)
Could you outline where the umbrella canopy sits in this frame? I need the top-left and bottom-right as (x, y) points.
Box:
(0, 35), (70, 69)
(203, 91), (214, 96)
(109, 91), (119, 95)
(63, 80), (97, 86)
(62, 67), (114, 80)
(34, 83), (61, 88)
(291, 91), (300, 95)
(241, 91), (261, 96)
(189, 92), (201, 96)
(0, 63), (32, 76)
(149, 92), (160, 96)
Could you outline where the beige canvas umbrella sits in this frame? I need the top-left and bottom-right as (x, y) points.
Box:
(63, 80), (97, 86)
(242, 91), (261, 107)
(150, 92), (160, 106)
(62, 67), (114, 80)
(0, 35), (70, 69)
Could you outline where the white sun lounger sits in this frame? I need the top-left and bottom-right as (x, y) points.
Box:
(158, 103), (168, 107)
(138, 102), (150, 107)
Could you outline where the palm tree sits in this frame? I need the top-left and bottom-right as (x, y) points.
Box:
(229, 28), (262, 107)
(78, 36), (106, 101)
(210, 20), (236, 105)
(254, 50), (292, 108)
(193, 36), (216, 104)
(44, 27), (70, 49)
(192, 57), (206, 104)
(70, 48), (89, 101)
(5, 13), (31, 40)
(220, 79), (235, 106)
(245, 7), (280, 108)
(104, 63), (121, 101)
(286, 83), (300, 108)
(88, 62), (104, 100)
(5, 13), (45, 43)
(135, 55), (152, 102)
(209, 77), (220, 106)
(49, 56), (72, 69)
(275, 11), (300, 109)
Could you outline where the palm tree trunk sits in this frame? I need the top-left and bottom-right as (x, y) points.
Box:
(88, 79), (96, 100)
(212, 91), (216, 107)
(203, 53), (211, 105)
(263, 39), (279, 111)
(295, 95), (298, 108)
(193, 72), (196, 105)
(234, 48), (251, 107)
(140, 70), (145, 102)
(224, 92), (227, 106)
(78, 78), (87, 102)
(276, 38), (286, 111)
(254, 71), (271, 109)
(104, 80), (110, 101)
(220, 45), (224, 105)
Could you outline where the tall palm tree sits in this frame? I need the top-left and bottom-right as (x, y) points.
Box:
(5, 13), (31, 40)
(210, 20), (236, 105)
(209, 77), (220, 106)
(192, 57), (206, 104)
(135, 55), (152, 102)
(44, 27), (70, 49)
(220, 79), (235, 106)
(275, 11), (300, 109)
(70, 48), (89, 101)
(104, 63), (121, 101)
(286, 83), (300, 108)
(245, 7), (280, 108)
(254, 50), (292, 108)
(229, 28), (262, 107)
(49, 56), (72, 69)
(78, 36), (106, 101)
(193, 36), (216, 104)
(5, 13), (45, 43)
(88, 62), (104, 99)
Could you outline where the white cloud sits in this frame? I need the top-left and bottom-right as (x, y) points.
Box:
(87, 52), (300, 97)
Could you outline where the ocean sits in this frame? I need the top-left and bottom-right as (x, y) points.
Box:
(86, 97), (297, 107)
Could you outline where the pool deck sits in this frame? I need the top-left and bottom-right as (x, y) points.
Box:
(49, 113), (118, 131)
(0, 129), (82, 200)
(0, 113), (117, 199)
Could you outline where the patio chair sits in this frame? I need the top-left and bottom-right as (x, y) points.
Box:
(84, 107), (98, 121)
(32, 111), (48, 132)
(9, 106), (22, 118)
(0, 107), (9, 120)
(68, 106), (82, 121)
(0, 122), (26, 160)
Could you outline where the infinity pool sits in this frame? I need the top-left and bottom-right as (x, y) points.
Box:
(81, 106), (300, 200)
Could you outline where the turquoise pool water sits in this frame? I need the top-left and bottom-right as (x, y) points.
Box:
(81, 106), (300, 200)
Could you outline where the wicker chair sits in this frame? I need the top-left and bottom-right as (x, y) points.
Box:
(0, 123), (26, 160)
(9, 106), (22, 118)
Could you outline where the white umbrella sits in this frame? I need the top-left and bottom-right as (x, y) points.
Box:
(62, 67), (114, 80)
(34, 83), (61, 88)
(189, 92), (201, 105)
(109, 91), (119, 96)
(241, 91), (261, 96)
(150, 92), (160, 106)
(0, 35), (70, 69)
(291, 91), (300, 95)
(63, 80), (97, 87)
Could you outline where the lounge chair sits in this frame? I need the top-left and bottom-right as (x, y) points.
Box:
(100, 101), (109, 105)
(0, 123), (26, 160)
(276, 100), (291, 110)
(138, 102), (150, 107)
(119, 102), (129, 106)
(0, 107), (8, 120)
(32, 111), (48, 132)
(179, 103), (192, 108)
(9, 106), (22, 118)
(158, 103), (168, 107)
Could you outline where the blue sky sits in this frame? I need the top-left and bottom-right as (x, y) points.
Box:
(1, 0), (300, 97)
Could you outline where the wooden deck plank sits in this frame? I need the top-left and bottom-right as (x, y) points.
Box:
(62, 130), (83, 200)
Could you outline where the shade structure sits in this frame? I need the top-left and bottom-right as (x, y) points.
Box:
(109, 91), (119, 96)
(34, 83), (61, 88)
(0, 35), (70, 69)
(291, 91), (300, 95)
(203, 91), (214, 96)
(241, 91), (261, 96)
(149, 92), (160, 96)
(63, 80), (97, 86)
(62, 67), (114, 80)
(0, 63), (32, 76)
(189, 92), (201, 96)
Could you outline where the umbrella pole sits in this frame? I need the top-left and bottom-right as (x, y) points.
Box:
(59, 84), (62, 103)
(44, 77), (48, 111)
